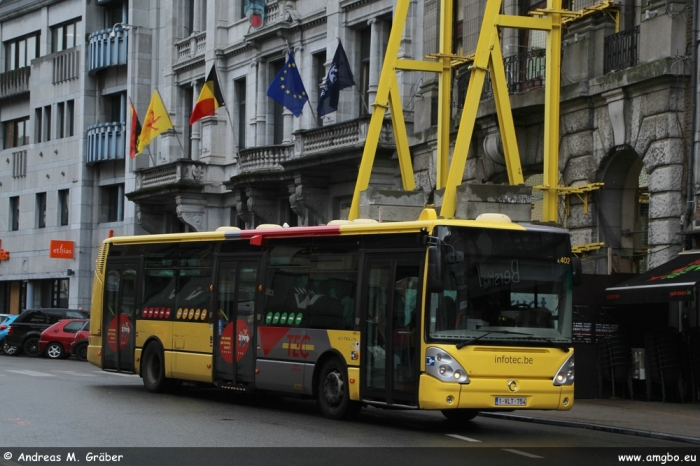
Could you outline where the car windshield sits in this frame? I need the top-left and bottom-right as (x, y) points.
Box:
(426, 225), (573, 346)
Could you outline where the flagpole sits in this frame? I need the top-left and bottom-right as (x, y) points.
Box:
(145, 145), (156, 167)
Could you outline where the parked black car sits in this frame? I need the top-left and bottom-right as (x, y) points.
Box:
(4, 308), (89, 357)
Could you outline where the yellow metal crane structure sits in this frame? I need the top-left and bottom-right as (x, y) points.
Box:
(348, 0), (580, 223)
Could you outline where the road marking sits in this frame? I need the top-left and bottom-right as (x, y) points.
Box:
(502, 449), (543, 458)
(6, 370), (55, 377)
(51, 370), (95, 377)
(446, 434), (482, 443)
(94, 371), (137, 377)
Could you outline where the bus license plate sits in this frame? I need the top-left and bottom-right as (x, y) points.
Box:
(495, 397), (526, 406)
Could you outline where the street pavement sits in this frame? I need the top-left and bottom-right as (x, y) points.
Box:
(481, 398), (700, 445)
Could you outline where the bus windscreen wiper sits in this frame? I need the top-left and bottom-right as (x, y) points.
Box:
(520, 336), (571, 352)
(456, 330), (533, 349)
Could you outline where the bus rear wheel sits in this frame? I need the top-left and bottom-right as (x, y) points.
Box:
(317, 359), (361, 420)
(142, 343), (172, 393)
(441, 409), (480, 422)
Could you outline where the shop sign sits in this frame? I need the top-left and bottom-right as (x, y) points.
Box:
(0, 239), (9, 261)
(50, 240), (74, 259)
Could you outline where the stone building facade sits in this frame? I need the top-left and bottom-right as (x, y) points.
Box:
(0, 0), (697, 311)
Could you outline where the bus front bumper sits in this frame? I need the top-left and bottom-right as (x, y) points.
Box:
(419, 374), (574, 411)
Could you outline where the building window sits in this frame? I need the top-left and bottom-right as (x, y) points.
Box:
(453, 0), (465, 54)
(51, 19), (80, 53)
(10, 196), (20, 231)
(4, 117), (29, 149)
(36, 193), (47, 228)
(4, 33), (40, 71)
(313, 52), (326, 127)
(270, 60), (284, 145)
(183, 86), (193, 159)
(359, 28), (371, 116)
(12, 150), (27, 178)
(105, 93), (126, 123)
(44, 105), (52, 142)
(57, 102), (65, 139)
(103, 184), (124, 223)
(35, 108), (43, 143)
(66, 100), (75, 137)
(58, 189), (69, 226)
(235, 78), (246, 149)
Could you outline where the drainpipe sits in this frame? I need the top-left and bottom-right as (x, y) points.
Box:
(688, 0), (699, 242)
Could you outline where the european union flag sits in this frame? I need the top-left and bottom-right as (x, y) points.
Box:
(318, 40), (355, 117)
(267, 51), (308, 118)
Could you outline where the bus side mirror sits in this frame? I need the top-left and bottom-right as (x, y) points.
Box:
(572, 257), (583, 286)
(427, 245), (443, 292)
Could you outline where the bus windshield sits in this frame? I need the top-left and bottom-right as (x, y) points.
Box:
(427, 226), (573, 346)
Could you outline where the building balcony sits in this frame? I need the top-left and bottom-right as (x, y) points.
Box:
(86, 122), (125, 164)
(174, 31), (206, 66)
(0, 66), (30, 100)
(87, 26), (128, 75)
(295, 117), (395, 156)
(604, 26), (640, 74)
(239, 144), (294, 174)
(131, 160), (206, 198)
(455, 48), (546, 107)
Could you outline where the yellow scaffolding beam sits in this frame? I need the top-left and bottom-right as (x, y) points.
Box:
(350, 0), (598, 222)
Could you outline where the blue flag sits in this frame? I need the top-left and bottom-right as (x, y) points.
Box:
(267, 51), (308, 118)
(318, 40), (355, 117)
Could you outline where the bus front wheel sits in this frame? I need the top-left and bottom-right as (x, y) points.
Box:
(441, 409), (480, 422)
(142, 343), (172, 393)
(317, 359), (361, 420)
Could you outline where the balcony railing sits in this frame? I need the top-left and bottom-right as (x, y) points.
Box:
(86, 122), (125, 164)
(175, 31), (206, 63)
(0, 66), (30, 99)
(455, 48), (546, 107)
(53, 49), (80, 84)
(239, 145), (294, 173)
(87, 26), (128, 75)
(297, 118), (395, 155)
(604, 26), (640, 74)
(137, 160), (205, 190)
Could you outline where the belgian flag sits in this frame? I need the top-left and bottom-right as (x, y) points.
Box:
(189, 65), (226, 125)
(128, 98), (142, 159)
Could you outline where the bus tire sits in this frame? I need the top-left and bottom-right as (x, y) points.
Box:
(142, 343), (172, 393)
(441, 409), (480, 422)
(317, 358), (361, 420)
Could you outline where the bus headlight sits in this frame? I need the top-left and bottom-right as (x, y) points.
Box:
(552, 353), (575, 386)
(426, 347), (469, 383)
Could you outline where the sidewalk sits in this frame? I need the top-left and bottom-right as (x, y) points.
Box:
(480, 399), (700, 445)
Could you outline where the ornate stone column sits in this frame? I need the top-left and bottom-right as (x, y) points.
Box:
(190, 81), (202, 160)
(368, 18), (380, 106)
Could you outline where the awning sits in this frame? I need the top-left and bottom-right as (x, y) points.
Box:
(604, 250), (700, 304)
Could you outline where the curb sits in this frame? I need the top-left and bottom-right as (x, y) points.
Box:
(479, 412), (700, 446)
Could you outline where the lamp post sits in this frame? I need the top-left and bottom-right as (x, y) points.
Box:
(109, 23), (135, 38)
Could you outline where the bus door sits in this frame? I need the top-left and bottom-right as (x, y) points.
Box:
(361, 253), (422, 406)
(213, 257), (261, 387)
(102, 258), (141, 372)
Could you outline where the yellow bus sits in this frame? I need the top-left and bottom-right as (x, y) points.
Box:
(88, 208), (578, 421)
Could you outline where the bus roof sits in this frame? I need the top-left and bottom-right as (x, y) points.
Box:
(103, 210), (568, 247)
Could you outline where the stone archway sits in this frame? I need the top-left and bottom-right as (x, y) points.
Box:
(596, 147), (647, 273)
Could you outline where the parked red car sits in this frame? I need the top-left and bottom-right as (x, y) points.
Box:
(70, 320), (90, 361)
(39, 319), (88, 359)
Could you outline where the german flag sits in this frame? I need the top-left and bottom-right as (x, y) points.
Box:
(189, 65), (225, 125)
(129, 98), (142, 158)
